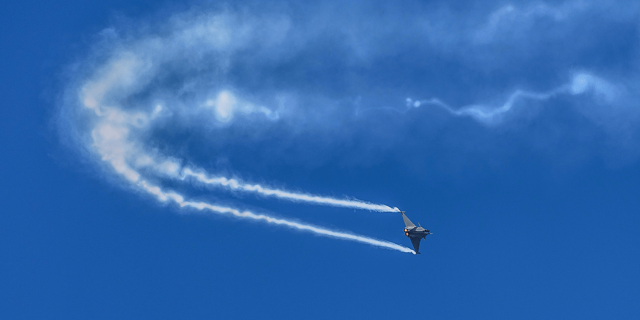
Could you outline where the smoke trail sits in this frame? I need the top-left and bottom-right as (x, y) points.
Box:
(80, 75), (410, 253)
(59, 11), (410, 254)
(138, 180), (414, 253)
(181, 168), (399, 212)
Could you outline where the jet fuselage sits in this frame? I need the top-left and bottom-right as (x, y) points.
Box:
(400, 211), (431, 254)
(404, 226), (430, 239)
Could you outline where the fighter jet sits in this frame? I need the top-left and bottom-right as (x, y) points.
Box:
(401, 211), (432, 254)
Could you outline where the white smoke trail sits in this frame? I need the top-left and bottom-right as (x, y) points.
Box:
(137, 180), (414, 254)
(81, 75), (410, 253)
(181, 168), (399, 212)
(62, 13), (409, 254)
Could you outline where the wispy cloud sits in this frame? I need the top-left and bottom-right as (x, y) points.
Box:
(473, 1), (589, 44)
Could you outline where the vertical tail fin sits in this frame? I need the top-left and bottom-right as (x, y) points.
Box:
(401, 211), (416, 228)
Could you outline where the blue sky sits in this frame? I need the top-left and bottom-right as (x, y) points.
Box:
(2, 0), (640, 318)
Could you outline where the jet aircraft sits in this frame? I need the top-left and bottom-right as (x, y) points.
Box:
(401, 211), (432, 254)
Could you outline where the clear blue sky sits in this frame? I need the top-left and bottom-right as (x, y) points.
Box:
(2, 0), (640, 319)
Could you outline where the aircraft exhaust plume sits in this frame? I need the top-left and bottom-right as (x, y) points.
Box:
(58, 11), (406, 254)
(181, 168), (399, 212)
(138, 180), (414, 253)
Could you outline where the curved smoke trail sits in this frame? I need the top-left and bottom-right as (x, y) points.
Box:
(61, 11), (411, 253)
(58, 2), (632, 253)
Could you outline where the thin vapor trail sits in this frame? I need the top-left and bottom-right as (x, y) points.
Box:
(405, 72), (617, 125)
(406, 89), (562, 124)
(182, 168), (399, 212)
